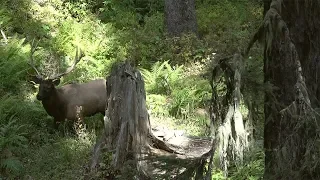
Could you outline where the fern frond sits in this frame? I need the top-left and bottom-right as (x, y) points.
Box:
(0, 157), (24, 174)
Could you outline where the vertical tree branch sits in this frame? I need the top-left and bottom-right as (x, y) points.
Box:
(0, 28), (8, 44)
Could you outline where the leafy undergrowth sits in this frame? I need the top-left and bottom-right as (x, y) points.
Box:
(143, 61), (212, 137)
(22, 133), (95, 180)
(229, 141), (265, 180)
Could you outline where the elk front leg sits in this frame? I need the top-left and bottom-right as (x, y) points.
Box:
(74, 106), (86, 138)
(53, 117), (64, 129)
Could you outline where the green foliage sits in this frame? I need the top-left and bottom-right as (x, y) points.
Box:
(0, 119), (27, 175)
(125, 12), (165, 67)
(146, 94), (169, 116)
(141, 61), (184, 95)
(0, 118), (28, 150)
(0, 8), (11, 28)
(0, 37), (30, 94)
(1, 157), (24, 177)
(229, 146), (264, 180)
(143, 60), (211, 136)
(62, 0), (92, 20)
(49, 18), (119, 82)
(98, 0), (163, 25)
(164, 34), (209, 65)
(0, 95), (97, 179)
(170, 78), (210, 118)
(23, 136), (94, 179)
(197, 0), (262, 54)
(211, 170), (225, 179)
(0, 96), (28, 177)
(170, 87), (200, 117)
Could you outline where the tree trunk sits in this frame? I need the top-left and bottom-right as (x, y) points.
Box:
(89, 61), (183, 179)
(262, 0), (320, 179)
(209, 54), (249, 177)
(164, 0), (198, 37)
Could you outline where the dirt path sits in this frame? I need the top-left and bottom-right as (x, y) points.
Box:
(151, 125), (212, 158)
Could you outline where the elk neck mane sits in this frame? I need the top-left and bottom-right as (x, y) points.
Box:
(41, 87), (66, 117)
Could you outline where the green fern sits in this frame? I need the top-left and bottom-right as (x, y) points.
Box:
(0, 118), (27, 176)
(0, 37), (29, 94)
(141, 61), (183, 95)
(0, 157), (24, 175)
(0, 95), (28, 177)
(0, 118), (28, 148)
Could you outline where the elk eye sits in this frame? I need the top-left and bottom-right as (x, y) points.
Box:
(45, 88), (52, 93)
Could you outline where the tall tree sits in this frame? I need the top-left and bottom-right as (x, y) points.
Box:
(258, 0), (320, 179)
(164, 0), (198, 37)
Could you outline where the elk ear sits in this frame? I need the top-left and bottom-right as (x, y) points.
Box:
(52, 79), (60, 86)
(31, 75), (42, 84)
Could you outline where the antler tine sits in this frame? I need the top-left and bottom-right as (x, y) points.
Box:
(28, 39), (42, 77)
(52, 46), (84, 79)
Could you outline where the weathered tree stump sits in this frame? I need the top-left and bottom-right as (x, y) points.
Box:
(89, 61), (179, 178)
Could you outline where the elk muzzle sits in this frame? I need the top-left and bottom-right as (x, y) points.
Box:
(36, 93), (43, 100)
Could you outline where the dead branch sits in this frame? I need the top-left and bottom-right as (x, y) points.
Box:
(0, 28), (8, 44)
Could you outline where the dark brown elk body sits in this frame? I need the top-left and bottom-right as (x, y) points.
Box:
(29, 43), (106, 128)
(35, 78), (106, 127)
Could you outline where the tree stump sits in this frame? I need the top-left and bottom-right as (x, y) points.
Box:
(90, 61), (179, 178)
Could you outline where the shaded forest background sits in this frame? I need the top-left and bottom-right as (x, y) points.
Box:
(0, 0), (264, 179)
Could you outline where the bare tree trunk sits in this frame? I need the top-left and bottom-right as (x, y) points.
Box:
(258, 0), (320, 179)
(164, 0), (198, 37)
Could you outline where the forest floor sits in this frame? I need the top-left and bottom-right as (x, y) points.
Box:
(138, 115), (213, 178)
(150, 115), (212, 158)
(20, 113), (211, 179)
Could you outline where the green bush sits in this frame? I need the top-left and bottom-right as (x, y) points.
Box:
(0, 95), (29, 177)
(0, 119), (27, 177)
(141, 61), (184, 95)
(142, 60), (211, 121)
(169, 86), (206, 118)
(125, 12), (165, 67)
(146, 94), (169, 116)
(197, 0), (262, 53)
(0, 37), (30, 94)
(163, 34), (209, 65)
(229, 147), (264, 180)
(169, 77), (211, 118)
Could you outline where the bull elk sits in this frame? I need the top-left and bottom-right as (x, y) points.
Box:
(29, 42), (106, 128)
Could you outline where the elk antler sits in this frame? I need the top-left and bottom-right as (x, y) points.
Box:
(50, 46), (84, 79)
(28, 39), (42, 77)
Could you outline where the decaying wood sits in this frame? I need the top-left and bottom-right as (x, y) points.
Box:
(209, 53), (249, 177)
(245, 0), (320, 178)
(89, 61), (189, 178)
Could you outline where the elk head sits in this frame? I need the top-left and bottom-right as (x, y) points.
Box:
(29, 41), (84, 101)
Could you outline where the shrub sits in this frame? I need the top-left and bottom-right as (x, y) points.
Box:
(229, 146), (264, 180)
(0, 95), (29, 177)
(0, 37), (30, 94)
(0, 118), (28, 176)
(169, 77), (211, 118)
(141, 61), (183, 95)
(146, 94), (169, 117)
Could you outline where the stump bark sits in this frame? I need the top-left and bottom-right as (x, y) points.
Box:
(90, 61), (179, 178)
